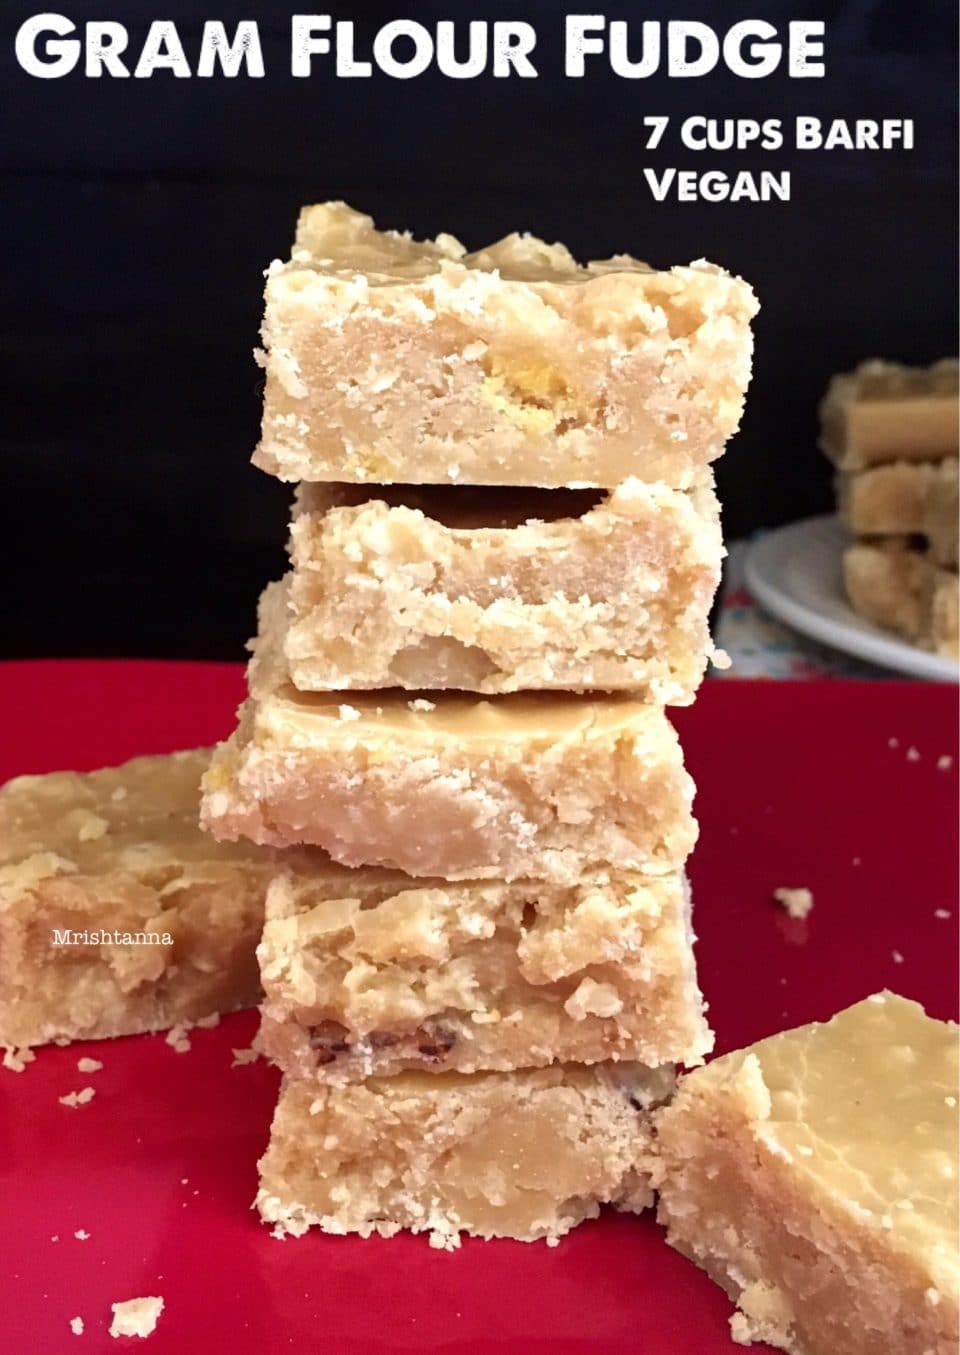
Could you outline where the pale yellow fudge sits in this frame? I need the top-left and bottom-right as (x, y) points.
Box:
(200, 615), (696, 880)
(257, 1061), (673, 1245)
(838, 459), (959, 568)
(253, 201), (758, 489)
(256, 867), (711, 1081)
(820, 359), (959, 470)
(844, 541), (958, 658)
(281, 478), (725, 701)
(654, 993), (959, 1355)
(0, 750), (270, 1048)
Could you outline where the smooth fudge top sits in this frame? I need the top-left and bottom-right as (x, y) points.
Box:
(692, 991), (959, 1294)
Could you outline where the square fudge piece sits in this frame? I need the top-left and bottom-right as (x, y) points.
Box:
(257, 1062), (674, 1246)
(820, 359), (959, 470)
(844, 541), (958, 658)
(256, 867), (711, 1081)
(282, 478), (725, 701)
(654, 993), (959, 1355)
(838, 459), (958, 569)
(200, 621), (697, 882)
(253, 201), (757, 489)
(0, 750), (270, 1048)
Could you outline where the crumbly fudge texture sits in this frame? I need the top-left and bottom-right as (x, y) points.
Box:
(282, 478), (725, 701)
(844, 541), (959, 658)
(0, 750), (270, 1047)
(253, 201), (757, 489)
(820, 359), (959, 470)
(838, 459), (958, 568)
(256, 867), (711, 1081)
(200, 615), (696, 880)
(653, 993), (959, 1355)
(257, 1062), (673, 1245)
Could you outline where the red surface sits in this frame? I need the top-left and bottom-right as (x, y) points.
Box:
(1, 661), (957, 1355)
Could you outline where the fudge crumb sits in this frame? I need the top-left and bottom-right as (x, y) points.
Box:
(937, 754), (954, 771)
(892, 950), (904, 964)
(772, 887), (814, 920)
(428, 1229), (460, 1252)
(74, 1229), (90, 1241)
(906, 746), (921, 762)
(887, 736), (899, 748)
(337, 704), (360, 722)
(59, 1087), (95, 1108)
(852, 856), (861, 866)
(165, 1025), (191, 1054)
(70, 1317), (84, 1336)
(2, 1045), (36, 1073)
(231, 1047), (260, 1067)
(110, 786), (128, 802)
(51, 1235), (59, 1242)
(77, 1057), (103, 1074)
(194, 1013), (220, 1029)
(934, 909), (952, 920)
(408, 698), (436, 712)
(729, 1312), (752, 1345)
(546, 1236), (560, 1248)
(109, 1296), (164, 1340)
(77, 812), (109, 842)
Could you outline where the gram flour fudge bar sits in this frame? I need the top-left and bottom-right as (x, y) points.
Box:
(843, 541), (958, 657)
(654, 993), (959, 1355)
(200, 621), (696, 882)
(256, 867), (711, 1082)
(283, 478), (725, 701)
(0, 750), (269, 1048)
(254, 201), (757, 489)
(257, 1061), (674, 1247)
(820, 359), (959, 470)
(838, 458), (958, 568)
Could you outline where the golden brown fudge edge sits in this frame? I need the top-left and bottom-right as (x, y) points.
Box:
(257, 1062), (674, 1246)
(254, 201), (757, 489)
(0, 749), (270, 1048)
(282, 478), (726, 700)
(255, 867), (712, 1080)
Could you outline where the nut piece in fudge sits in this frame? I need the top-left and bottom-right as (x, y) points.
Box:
(820, 359), (959, 470)
(257, 1062), (674, 1246)
(283, 478), (726, 701)
(0, 749), (270, 1047)
(653, 992), (959, 1355)
(256, 867), (711, 1081)
(254, 200), (757, 490)
(200, 615), (697, 882)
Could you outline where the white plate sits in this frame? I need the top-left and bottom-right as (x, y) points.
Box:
(744, 515), (958, 682)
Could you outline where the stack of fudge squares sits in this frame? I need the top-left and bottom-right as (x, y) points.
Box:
(199, 201), (759, 1246)
(821, 358), (958, 659)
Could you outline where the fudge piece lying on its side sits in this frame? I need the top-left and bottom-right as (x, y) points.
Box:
(820, 358), (959, 470)
(654, 992), (959, 1355)
(843, 540), (958, 657)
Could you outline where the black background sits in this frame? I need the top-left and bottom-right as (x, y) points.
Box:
(2, 1), (956, 660)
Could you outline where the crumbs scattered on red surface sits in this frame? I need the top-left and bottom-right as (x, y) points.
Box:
(59, 1087), (95, 1107)
(772, 887), (814, 920)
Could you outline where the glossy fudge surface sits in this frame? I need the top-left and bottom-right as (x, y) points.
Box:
(654, 993), (959, 1355)
(820, 359), (959, 471)
(256, 867), (711, 1081)
(201, 605), (697, 882)
(254, 201), (757, 489)
(0, 750), (269, 1047)
(283, 478), (726, 700)
(257, 1062), (674, 1246)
